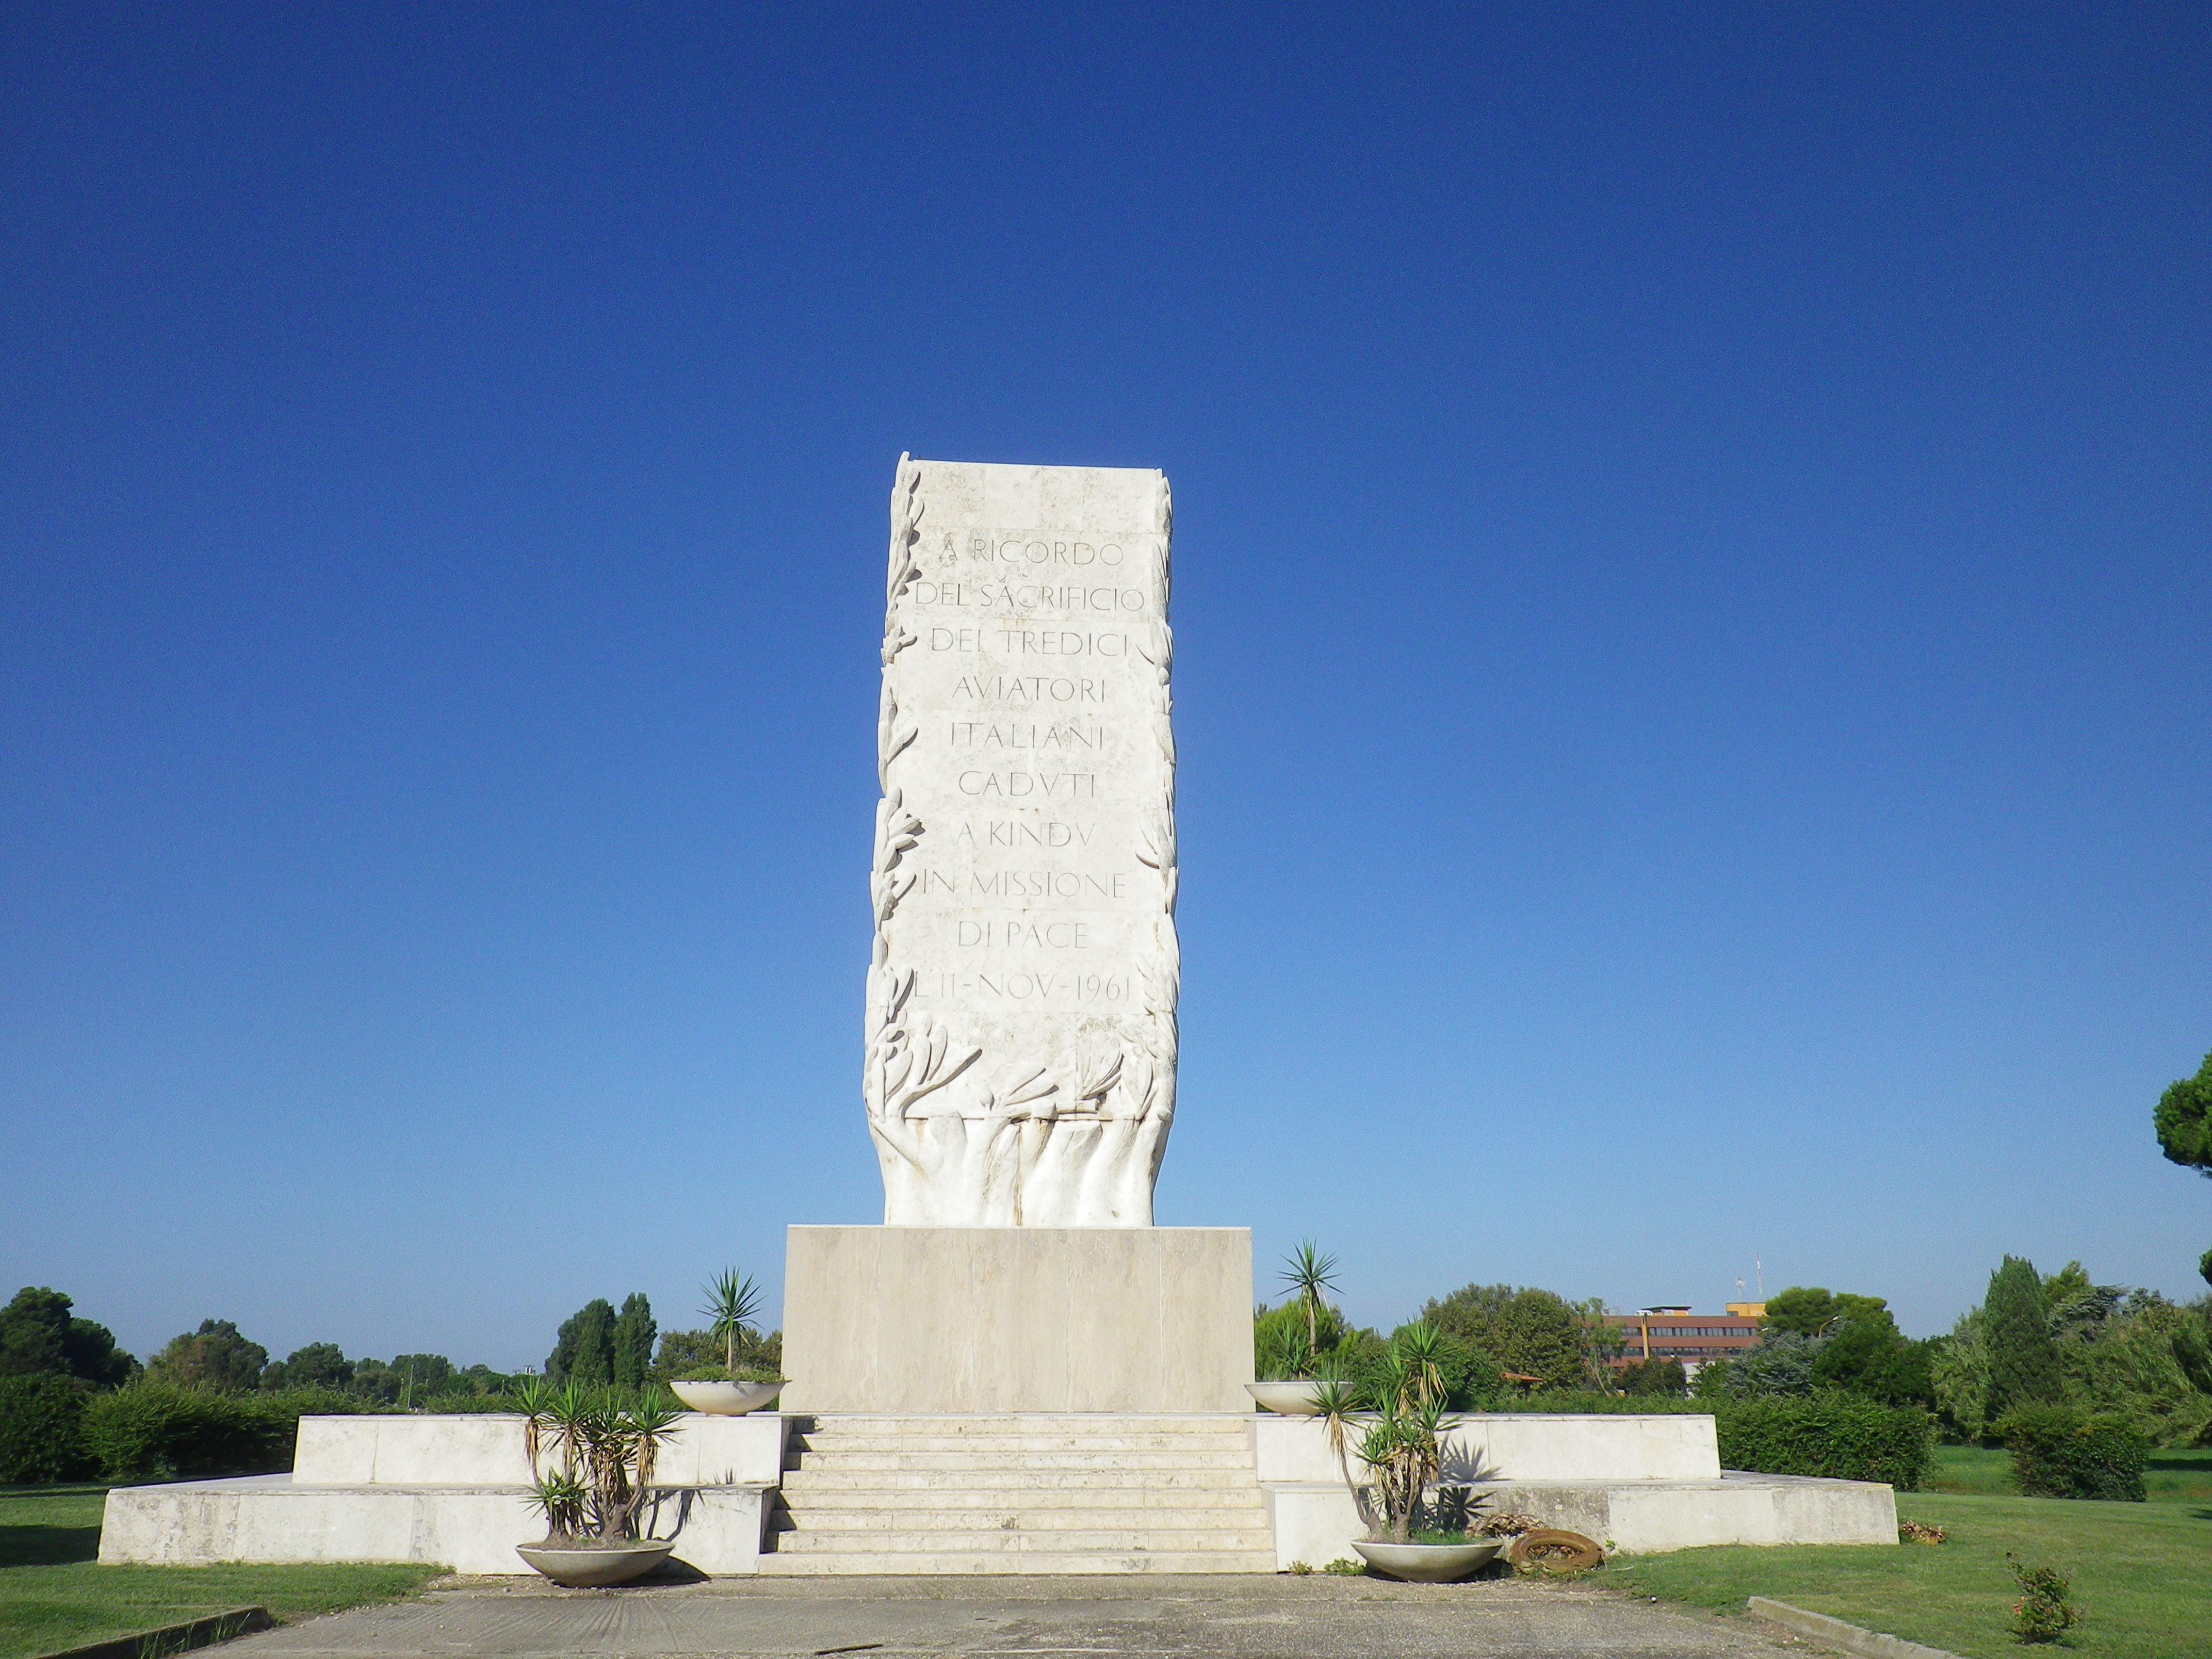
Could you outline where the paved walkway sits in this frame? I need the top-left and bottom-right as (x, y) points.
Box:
(230, 1575), (1808, 1658)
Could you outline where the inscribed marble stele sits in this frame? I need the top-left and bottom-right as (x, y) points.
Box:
(865, 457), (1176, 1226)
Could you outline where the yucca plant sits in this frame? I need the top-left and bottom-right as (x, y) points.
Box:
(1358, 1393), (1455, 1543)
(1393, 1321), (1450, 1411)
(699, 1267), (765, 1376)
(1313, 1330), (1463, 1544)
(517, 1383), (681, 1544)
(1279, 1241), (1340, 1356)
(524, 1469), (588, 1539)
(1257, 1319), (1316, 1382)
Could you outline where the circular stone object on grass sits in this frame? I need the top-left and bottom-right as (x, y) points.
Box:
(1351, 1538), (1503, 1582)
(515, 1539), (675, 1587)
(670, 1380), (783, 1415)
(1244, 1381), (1328, 1414)
(1506, 1529), (1605, 1573)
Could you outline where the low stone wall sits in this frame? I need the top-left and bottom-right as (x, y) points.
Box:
(99, 1413), (792, 1575)
(1261, 1472), (1899, 1570)
(1253, 1412), (1722, 1485)
(99, 1475), (772, 1574)
(292, 1411), (788, 1487)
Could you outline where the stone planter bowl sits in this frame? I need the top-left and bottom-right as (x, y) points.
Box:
(515, 1539), (674, 1587)
(1244, 1380), (1329, 1415)
(670, 1379), (783, 1416)
(1351, 1538), (1504, 1582)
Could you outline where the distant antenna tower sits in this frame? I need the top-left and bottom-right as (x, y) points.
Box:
(1755, 1258), (1765, 1299)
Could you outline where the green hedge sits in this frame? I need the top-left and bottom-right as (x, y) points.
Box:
(0, 1373), (94, 1483)
(1498, 1391), (1931, 1489)
(1999, 1405), (2149, 1501)
(1715, 1397), (1933, 1490)
(80, 1385), (378, 1483)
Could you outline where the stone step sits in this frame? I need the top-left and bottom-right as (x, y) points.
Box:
(780, 1467), (1261, 1493)
(792, 1432), (1255, 1455)
(757, 1549), (1280, 1576)
(795, 1416), (1254, 1434)
(774, 1504), (1267, 1530)
(771, 1527), (1276, 1553)
(787, 1450), (1254, 1473)
(778, 1489), (1269, 1516)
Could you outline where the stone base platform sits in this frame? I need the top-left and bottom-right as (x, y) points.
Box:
(96, 1408), (1898, 1575)
(99, 1411), (791, 1575)
(781, 1227), (1255, 1414)
(1251, 1413), (1896, 1569)
(97, 1473), (776, 1575)
(1263, 1474), (1899, 1571)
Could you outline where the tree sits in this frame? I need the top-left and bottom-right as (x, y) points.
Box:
(547, 1299), (617, 1386)
(1932, 1310), (1990, 1439)
(147, 1320), (269, 1393)
(1760, 1286), (1837, 1337)
(1422, 1284), (1588, 1391)
(0, 1287), (136, 1386)
(1714, 1329), (1824, 1397)
(263, 1342), (352, 1392)
(1814, 1324), (1936, 1407)
(1763, 1286), (1893, 1338)
(2155, 1051), (2212, 1285)
(1983, 1256), (2064, 1426)
(612, 1294), (656, 1389)
(1621, 1358), (1688, 1396)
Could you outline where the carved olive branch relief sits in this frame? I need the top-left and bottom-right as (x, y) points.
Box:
(865, 459), (1178, 1225)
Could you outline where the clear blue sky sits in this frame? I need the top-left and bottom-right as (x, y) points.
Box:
(4, 4), (2207, 1366)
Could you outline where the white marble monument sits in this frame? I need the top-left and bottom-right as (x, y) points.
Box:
(865, 457), (1178, 1227)
(94, 456), (1902, 1575)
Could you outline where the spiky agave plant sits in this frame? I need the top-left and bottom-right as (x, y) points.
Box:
(700, 1267), (764, 1376)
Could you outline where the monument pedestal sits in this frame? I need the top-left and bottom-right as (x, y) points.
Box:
(779, 1226), (1254, 1414)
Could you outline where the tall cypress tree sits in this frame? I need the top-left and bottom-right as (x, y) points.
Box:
(612, 1293), (656, 1388)
(547, 1298), (617, 1386)
(1982, 1256), (2064, 1426)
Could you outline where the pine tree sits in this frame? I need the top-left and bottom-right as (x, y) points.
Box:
(2154, 1050), (2212, 1287)
(612, 1293), (656, 1388)
(1982, 1256), (2064, 1426)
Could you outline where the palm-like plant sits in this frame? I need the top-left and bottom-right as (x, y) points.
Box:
(1256, 1318), (1316, 1383)
(1395, 1321), (1449, 1410)
(1311, 1330), (1462, 1545)
(699, 1267), (764, 1376)
(1279, 1241), (1340, 1356)
(519, 1383), (681, 1544)
(512, 1374), (552, 1471)
(1358, 1393), (1455, 1543)
(524, 1469), (588, 1539)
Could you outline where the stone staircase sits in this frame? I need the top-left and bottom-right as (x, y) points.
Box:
(759, 1414), (1277, 1574)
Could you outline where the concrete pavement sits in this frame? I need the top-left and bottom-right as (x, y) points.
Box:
(228, 1573), (1813, 1658)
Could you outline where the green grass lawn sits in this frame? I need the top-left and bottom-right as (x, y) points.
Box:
(1603, 1479), (2212, 1659)
(0, 1486), (440, 1659)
